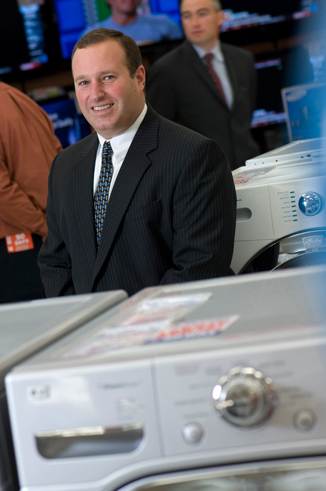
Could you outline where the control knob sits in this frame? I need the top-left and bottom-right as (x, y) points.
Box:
(298, 192), (322, 216)
(212, 367), (277, 427)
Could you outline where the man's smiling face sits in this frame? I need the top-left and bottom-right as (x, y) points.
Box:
(73, 39), (146, 139)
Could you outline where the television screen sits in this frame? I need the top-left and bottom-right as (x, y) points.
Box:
(53, 0), (183, 60)
(0, 0), (53, 80)
(40, 97), (92, 148)
(282, 82), (326, 141)
(220, 0), (319, 32)
(251, 46), (315, 129)
(251, 57), (287, 129)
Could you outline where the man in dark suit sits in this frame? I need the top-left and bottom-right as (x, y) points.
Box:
(38, 28), (236, 297)
(146, 0), (259, 170)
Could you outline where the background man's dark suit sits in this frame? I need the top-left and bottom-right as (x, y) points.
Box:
(38, 106), (236, 297)
(146, 40), (259, 170)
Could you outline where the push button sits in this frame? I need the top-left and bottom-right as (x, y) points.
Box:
(293, 410), (315, 431)
(182, 423), (204, 444)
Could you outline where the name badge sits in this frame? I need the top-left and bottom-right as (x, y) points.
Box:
(5, 233), (34, 253)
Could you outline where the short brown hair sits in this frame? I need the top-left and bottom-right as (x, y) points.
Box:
(180, 0), (222, 10)
(71, 28), (143, 78)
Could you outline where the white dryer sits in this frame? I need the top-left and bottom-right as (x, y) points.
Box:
(0, 290), (127, 491)
(231, 139), (326, 274)
(4, 266), (326, 491)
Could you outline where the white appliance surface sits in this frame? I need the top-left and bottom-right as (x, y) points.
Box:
(245, 137), (326, 168)
(0, 291), (127, 391)
(5, 266), (326, 491)
(0, 290), (127, 491)
(231, 155), (326, 273)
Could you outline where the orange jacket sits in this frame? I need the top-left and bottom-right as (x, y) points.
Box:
(0, 82), (62, 240)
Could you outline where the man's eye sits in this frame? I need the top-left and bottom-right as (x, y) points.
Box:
(104, 75), (114, 81)
(79, 81), (88, 86)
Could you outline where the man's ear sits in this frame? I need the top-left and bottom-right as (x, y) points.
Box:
(135, 65), (146, 89)
(217, 9), (224, 28)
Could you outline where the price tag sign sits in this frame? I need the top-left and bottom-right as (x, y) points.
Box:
(5, 233), (34, 253)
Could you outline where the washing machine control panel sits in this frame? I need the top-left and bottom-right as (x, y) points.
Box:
(212, 367), (277, 427)
(153, 336), (326, 459)
(298, 192), (323, 216)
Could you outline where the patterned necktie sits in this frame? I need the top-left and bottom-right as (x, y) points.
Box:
(203, 52), (227, 105)
(94, 141), (113, 247)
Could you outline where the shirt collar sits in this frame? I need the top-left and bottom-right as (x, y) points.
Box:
(192, 40), (224, 63)
(97, 103), (147, 162)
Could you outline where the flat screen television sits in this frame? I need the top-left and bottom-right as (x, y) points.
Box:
(53, 0), (324, 63)
(40, 97), (92, 148)
(282, 82), (326, 141)
(219, 0), (322, 46)
(251, 45), (315, 129)
(53, 0), (183, 61)
(0, 0), (55, 81)
(220, 0), (319, 32)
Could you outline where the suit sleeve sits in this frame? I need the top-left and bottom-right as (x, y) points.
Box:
(159, 138), (236, 284)
(38, 157), (76, 297)
(146, 62), (177, 121)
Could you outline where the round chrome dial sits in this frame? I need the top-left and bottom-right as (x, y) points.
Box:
(298, 192), (322, 216)
(212, 367), (277, 427)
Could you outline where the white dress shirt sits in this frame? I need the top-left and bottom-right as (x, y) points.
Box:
(93, 103), (148, 195)
(193, 41), (233, 109)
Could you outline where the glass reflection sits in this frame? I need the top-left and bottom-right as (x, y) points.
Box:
(125, 466), (326, 491)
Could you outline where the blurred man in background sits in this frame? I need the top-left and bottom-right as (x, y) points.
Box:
(0, 82), (62, 303)
(147, 0), (259, 170)
(81, 0), (182, 45)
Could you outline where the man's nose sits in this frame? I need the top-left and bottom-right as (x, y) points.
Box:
(91, 81), (106, 100)
(190, 14), (200, 26)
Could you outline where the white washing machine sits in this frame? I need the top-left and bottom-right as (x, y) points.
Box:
(4, 266), (326, 491)
(231, 139), (326, 274)
(0, 290), (127, 491)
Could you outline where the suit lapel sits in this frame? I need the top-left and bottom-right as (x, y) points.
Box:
(183, 41), (229, 108)
(73, 134), (98, 269)
(92, 106), (158, 285)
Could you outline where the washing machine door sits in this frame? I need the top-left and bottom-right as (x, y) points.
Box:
(115, 458), (326, 491)
(240, 229), (326, 273)
(273, 230), (326, 270)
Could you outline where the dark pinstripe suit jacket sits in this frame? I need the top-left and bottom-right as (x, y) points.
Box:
(38, 105), (236, 297)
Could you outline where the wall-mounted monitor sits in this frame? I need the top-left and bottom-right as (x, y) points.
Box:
(220, 0), (322, 45)
(53, 0), (183, 61)
(0, 0), (55, 81)
(282, 82), (326, 141)
(40, 96), (92, 148)
(251, 45), (315, 129)
(220, 0), (318, 32)
(251, 57), (287, 129)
